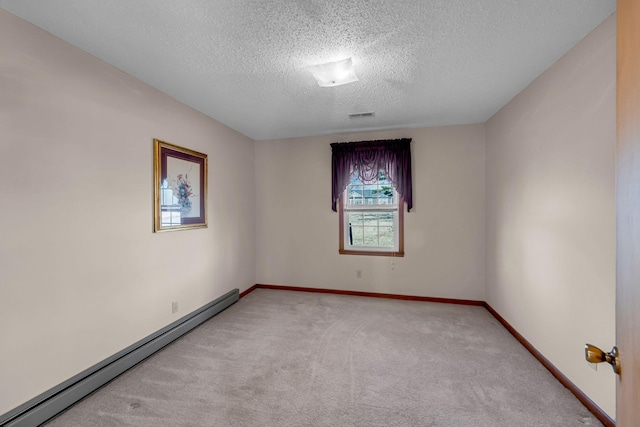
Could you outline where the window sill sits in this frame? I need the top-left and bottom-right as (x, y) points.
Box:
(339, 249), (404, 257)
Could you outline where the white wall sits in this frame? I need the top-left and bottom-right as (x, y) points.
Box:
(0, 9), (256, 415)
(485, 15), (616, 418)
(256, 125), (485, 300)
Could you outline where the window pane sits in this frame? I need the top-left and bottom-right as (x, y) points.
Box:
(364, 184), (377, 205)
(350, 225), (364, 246)
(352, 216), (395, 247)
(375, 185), (394, 204)
(363, 226), (379, 246)
(362, 212), (377, 225)
(346, 212), (395, 248)
(348, 212), (364, 225)
(379, 226), (394, 247)
(347, 184), (363, 205)
(379, 212), (394, 226)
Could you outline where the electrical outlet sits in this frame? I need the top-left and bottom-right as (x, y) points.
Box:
(356, 270), (362, 278)
(172, 301), (178, 313)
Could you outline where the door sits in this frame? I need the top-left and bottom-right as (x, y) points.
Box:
(616, 0), (640, 424)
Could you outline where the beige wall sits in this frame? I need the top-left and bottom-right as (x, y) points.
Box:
(485, 15), (616, 418)
(0, 9), (256, 414)
(1, 4), (616, 422)
(256, 125), (486, 300)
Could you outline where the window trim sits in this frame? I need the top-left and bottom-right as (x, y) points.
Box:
(338, 194), (405, 257)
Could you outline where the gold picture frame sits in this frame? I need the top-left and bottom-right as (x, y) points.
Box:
(153, 139), (208, 232)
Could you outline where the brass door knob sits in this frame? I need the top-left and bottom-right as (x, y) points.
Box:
(585, 344), (621, 375)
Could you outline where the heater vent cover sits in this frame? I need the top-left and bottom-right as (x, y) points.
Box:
(348, 112), (375, 118)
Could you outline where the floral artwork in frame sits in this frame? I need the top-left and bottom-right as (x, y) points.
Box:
(154, 139), (208, 232)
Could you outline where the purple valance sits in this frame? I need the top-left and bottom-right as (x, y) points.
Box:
(331, 138), (412, 212)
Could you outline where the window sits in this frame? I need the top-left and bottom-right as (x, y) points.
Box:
(339, 171), (404, 256)
(331, 138), (412, 257)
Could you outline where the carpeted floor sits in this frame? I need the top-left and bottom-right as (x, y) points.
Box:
(44, 289), (601, 426)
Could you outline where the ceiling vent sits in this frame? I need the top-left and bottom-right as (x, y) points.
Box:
(348, 111), (375, 118)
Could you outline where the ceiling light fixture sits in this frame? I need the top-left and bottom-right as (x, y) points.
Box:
(308, 58), (358, 88)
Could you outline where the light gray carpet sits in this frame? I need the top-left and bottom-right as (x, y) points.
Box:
(44, 289), (601, 426)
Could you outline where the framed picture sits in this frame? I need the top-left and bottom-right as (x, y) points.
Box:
(154, 139), (208, 232)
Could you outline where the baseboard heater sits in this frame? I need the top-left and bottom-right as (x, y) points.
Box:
(0, 288), (239, 427)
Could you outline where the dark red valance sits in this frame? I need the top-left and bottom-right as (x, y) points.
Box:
(331, 138), (412, 212)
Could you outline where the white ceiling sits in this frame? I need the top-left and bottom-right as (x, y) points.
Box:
(0, 1), (616, 140)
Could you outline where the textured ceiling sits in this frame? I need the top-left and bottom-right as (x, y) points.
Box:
(0, 1), (616, 140)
